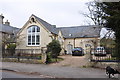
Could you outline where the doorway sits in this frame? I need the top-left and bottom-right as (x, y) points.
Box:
(67, 44), (73, 54)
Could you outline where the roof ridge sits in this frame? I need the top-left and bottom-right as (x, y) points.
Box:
(57, 26), (91, 29)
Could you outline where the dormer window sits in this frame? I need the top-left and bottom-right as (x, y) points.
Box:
(27, 25), (40, 46)
(69, 34), (72, 36)
(93, 27), (96, 29)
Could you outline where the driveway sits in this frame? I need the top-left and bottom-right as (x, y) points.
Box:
(50, 55), (90, 67)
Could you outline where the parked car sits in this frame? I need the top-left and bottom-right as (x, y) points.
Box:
(94, 47), (107, 56)
(72, 47), (84, 56)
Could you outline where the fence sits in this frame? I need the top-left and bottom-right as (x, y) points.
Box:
(90, 48), (120, 62)
(2, 49), (46, 62)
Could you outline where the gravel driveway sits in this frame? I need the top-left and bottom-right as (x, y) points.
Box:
(50, 55), (90, 67)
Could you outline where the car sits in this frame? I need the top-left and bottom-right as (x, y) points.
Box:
(94, 47), (107, 56)
(72, 47), (84, 56)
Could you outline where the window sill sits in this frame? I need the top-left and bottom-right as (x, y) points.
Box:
(26, 45), (40, 47)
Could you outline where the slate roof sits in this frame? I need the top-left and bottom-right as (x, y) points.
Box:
(32, 15), (101, 38)
(0, 24), (19, 34)
(32, 14), (58, 35)
(27, 15), (101, 38)
(1, 14), (101, 39)
(57, 25), (101, 38)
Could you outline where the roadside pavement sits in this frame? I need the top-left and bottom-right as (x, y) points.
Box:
(2, 70), (52, 78)
(1, 62), (119, 78)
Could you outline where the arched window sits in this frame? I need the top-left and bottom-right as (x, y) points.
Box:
(27, 25), (40, 46)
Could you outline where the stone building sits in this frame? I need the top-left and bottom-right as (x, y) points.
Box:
(0, 14), (19, 51)
(16, 14), (101, 54)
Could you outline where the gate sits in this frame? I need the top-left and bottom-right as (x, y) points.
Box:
(90, 48), (120, 62)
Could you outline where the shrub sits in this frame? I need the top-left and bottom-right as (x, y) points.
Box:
(46, 40), (61, 58)
(6, 43), (16, 56)
(7, 43), (16, 49)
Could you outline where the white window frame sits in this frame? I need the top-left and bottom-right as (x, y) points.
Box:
(27, 25), (40, 46)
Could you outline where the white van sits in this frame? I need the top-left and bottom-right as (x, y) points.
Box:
(94, 47), (106, 56)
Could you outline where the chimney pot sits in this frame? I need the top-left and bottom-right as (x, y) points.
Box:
(0, 14), (4, 24)
(5, 20), (10, 26)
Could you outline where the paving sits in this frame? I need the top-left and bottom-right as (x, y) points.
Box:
(1, 62), (119, 78)
(2, 70), (49, 78)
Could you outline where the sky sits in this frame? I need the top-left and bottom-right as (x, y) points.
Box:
(0, 0), (94, 28)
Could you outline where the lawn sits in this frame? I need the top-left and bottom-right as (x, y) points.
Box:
(50, 57), (64, 63)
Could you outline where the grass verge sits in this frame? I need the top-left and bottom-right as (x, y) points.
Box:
(2, 57), (64, 64)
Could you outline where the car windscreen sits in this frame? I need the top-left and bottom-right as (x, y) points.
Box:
(73, 48), (82, 51)
(96, 48), (104, 50)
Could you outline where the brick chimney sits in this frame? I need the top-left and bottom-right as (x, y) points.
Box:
(5, 20), (10, 26)
(0, 14), (4, 24)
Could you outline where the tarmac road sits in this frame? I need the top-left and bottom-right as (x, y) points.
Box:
(1, 62), (120, 78)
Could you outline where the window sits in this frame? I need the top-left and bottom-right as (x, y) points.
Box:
(27, 25), (40, 46)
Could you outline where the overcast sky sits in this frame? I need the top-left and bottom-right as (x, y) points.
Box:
(0, 0), (94, 28)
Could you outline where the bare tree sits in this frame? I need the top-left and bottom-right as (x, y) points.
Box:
(81, 1), (105, 27)
(2, 32), (25, 50)
(103, 30), (114, 39)
(80, 1), (115, 39)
